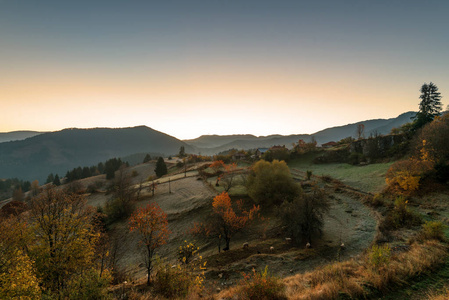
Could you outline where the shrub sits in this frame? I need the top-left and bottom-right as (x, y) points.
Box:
(178, 240), (198, 265)
(104, 197), (135, 224)
(368, 244), (391, 270)
(381, 197), (421, 231)
(153, 263), (191, 298)
(306, 170), (312, 180)
(66, 269), (110, 300)
(420, 221), (446, 241)
(385, 159), (433, 195)
(240, 266), (286, 300)
(371, 193), (385, 207)
(131, 170), (138, 177)
(153, 254), (206, 298)
(349, 152), (366, 165)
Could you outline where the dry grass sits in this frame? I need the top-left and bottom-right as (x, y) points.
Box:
(427, 285), (449, 300)
(285, 240), (447, 299)
(217, 240), (448, 300)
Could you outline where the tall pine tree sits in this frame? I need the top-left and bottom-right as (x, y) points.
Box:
(414, 82), (442, 129)
(154, 157), (167, 178)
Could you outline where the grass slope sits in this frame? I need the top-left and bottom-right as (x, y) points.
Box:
(288, 154), (392, 193)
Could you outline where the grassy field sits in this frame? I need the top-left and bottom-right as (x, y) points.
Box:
(288, 154), (393, 193)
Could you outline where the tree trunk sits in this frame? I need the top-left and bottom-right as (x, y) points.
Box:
(225, 237), (231, 250)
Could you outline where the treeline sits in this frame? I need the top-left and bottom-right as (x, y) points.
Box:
(44, 157), (130, 186)
(0, 178), (31, 201)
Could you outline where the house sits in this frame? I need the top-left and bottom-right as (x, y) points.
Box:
(255, 148), (269, 158)
(322, 141), (337, 148)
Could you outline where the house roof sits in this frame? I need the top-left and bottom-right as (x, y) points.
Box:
(322, 141), (337, 147)
(269, 145), (286, 150)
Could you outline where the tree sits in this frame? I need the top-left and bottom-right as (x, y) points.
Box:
(0, 218), (40, 299)
(46, 173), (54, 184)
(192, 192), (259, 253)
(53, 174), (61, 186)
(105, 166), (138, 222)
(415, 114), (449, 163)
(155, 157), (168, 178)
(356, 123), (365, 140)
(414, 82), (442, 129)
(247, 160), (300, 206)
(220, 163), (239, 193)
(385, 159), (433, 194)
(104, 158), (123, 180)
(12, 187), (24, 202)
(29, 187), (100, 294)
(30, 180), (40, 197)
(129, 203), (170, 285)
(143, 153), (152, 163)
(179, 146), (186, 158)
(279, 185), (330, 243)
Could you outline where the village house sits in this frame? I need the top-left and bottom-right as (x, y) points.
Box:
(321, 141), (337, 148)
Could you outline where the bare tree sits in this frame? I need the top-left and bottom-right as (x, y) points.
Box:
(356, 123), (365, 140)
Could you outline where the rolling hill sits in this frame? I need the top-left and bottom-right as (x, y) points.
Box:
(185, 112), (416, 154)
(0, 131), (43, 143)
(0, 126), (194, 182)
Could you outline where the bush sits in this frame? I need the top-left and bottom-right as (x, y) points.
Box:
(239, 266), (286, 300)
(371, 193), (385, 207)
(380, 197), (421, 231)
(420, 221), (446, 241)
(153, 263), (191, 298)
(153, 255), (206, 298)
(104, 197), (135, 224)
(178, 240), (198, 265)
(306, 170), (312, 180)
(349, 152), (366, 165)
(66, 269), (110, 300)
(368, 244), (391, 270)
(385, 159), (433, 194)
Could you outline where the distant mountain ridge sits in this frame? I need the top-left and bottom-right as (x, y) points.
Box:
(0, 112), (416, 181)
(0, 131), (44, 143)
(0, 126), (194, 182)
(185, 112), (416, 154)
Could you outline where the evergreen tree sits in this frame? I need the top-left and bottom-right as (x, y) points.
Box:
(53, 174), (61, 186)
(81, 167), (90, 178)
(154, 157), (167, 178)
(179, 146), (186, 158)
(46, 173), (54, 184)
(414, 82), (442, 129)
(143, 154), (152, 163)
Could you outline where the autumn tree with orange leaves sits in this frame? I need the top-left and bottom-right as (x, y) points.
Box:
(192, 192), (259, 253)
(129, 203), (170, 285)
(220, 162), (239, 193)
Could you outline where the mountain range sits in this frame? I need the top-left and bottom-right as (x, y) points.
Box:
(0, 112), (415, 182)
(0, 131), (43, 143)
(0, 126), (194, 182)
(184, 111), (416, 154)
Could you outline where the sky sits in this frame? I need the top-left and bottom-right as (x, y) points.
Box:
(1, 0), (448, 140)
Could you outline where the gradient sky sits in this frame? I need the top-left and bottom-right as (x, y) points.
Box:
(1, 0), (448, 139)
